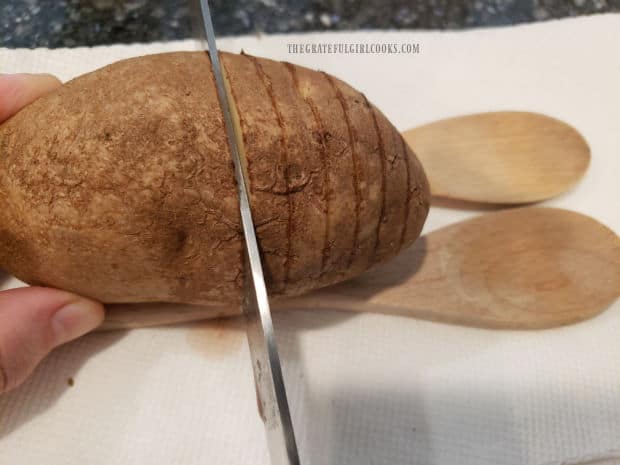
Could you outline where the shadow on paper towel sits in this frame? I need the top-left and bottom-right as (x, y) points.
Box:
(297, 385), (526, 465)
(0, 329), (127, 438)
(185, 309), (355, 361)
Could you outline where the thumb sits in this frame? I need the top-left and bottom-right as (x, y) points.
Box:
(0, 73), (62, 123)
(0, 287), (104, 394)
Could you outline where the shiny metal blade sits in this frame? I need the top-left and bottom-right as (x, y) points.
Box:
(197, 2), (301, 464)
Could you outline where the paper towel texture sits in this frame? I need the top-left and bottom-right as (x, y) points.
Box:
(1, 14), (619, 465)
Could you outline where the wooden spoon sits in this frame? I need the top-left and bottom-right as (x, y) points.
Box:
(402, 112), (591, 204)
(102, 207), (619, 331)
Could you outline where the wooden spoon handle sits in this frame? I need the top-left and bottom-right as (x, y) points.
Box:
(100, 238), (433, 330)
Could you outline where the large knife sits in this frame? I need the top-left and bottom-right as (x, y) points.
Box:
(197, 2), (301, 464)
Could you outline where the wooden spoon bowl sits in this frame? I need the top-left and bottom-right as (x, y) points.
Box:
(403, 112), (591, 204)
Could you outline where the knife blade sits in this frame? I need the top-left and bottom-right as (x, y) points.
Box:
(197, 2), (301, 464)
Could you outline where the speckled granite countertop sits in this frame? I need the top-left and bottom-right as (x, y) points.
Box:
(1, 0), (619, 48)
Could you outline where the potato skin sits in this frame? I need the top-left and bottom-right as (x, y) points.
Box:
(0, 52), (429, 305)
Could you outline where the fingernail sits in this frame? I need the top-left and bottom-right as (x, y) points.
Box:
(52, 300), (104, 345)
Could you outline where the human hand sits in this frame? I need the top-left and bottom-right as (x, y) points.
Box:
(0, 74), (104, 394)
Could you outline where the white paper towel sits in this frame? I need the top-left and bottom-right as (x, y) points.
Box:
(1, 14), (619, 465)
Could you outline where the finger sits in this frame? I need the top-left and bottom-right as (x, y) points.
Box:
(0, 287), (104, 394)
(0, 73), (62, 123)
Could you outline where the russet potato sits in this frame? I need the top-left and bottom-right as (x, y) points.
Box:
(0, 51), (429, 306)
